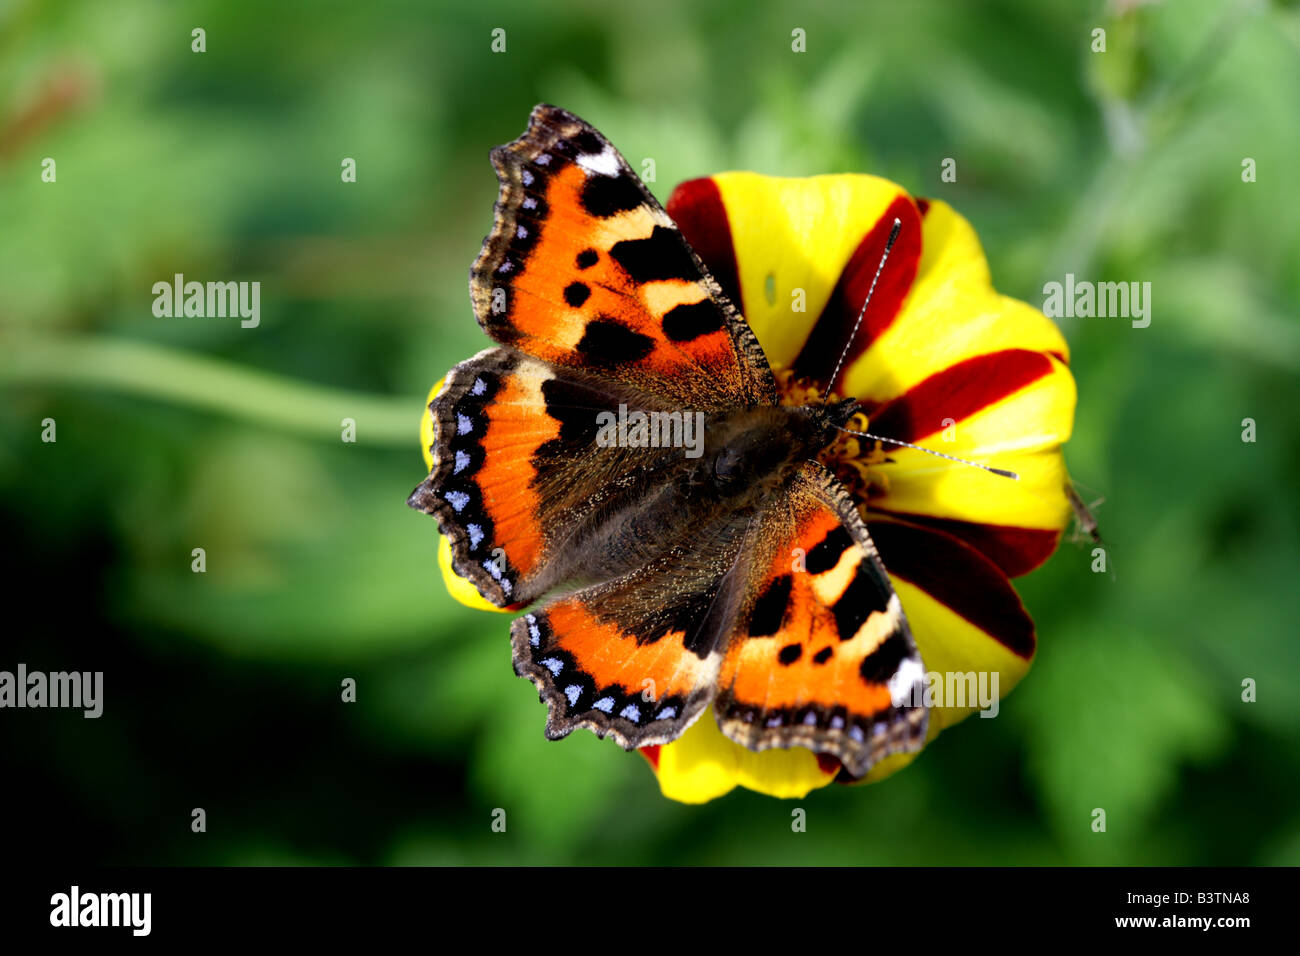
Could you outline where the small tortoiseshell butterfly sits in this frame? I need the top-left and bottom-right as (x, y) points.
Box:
(409, 104), (930, 777)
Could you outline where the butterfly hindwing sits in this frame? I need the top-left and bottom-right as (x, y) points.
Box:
(471, 104), (775, 410)
(714, 462), (928, 778)
(510, 512), (754, 749)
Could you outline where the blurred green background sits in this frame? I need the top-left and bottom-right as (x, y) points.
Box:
(2, 0), (1298, 865)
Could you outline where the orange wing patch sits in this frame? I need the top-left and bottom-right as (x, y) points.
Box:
(715, 463), (928, 778)
(471, 104), (775, 409)
(512, 592), (723, 751)
(408, 348), (558, 606)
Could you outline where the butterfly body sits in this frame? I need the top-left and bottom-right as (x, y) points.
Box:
(703, 400), (858, 503)
(410, 105), (929, 778)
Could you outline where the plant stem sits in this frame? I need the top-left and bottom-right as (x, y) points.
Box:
(0, 334), (419, 447)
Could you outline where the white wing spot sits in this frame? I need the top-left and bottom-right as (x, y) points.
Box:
(619, 704), (641, 723)
(887, 656), (925, 709)
(454, 450), (471, 474)
(540, 657), (563, 676)
(577, 145), (620, 177)
(565, 685), (582, 706)
(592, 696), (614, 713)
(466, 523), (484, 549)
(446, 491), (469, 512)
(456, 413), (473, 435)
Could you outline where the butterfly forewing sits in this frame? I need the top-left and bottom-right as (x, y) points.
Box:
(470, 103), (775, 409)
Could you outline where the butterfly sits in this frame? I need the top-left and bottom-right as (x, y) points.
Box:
(408, 104), (929, 778)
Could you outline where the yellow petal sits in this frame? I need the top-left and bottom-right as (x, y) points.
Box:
(857, 748), (922, 784)
(419, 379), (442, 473)
(839, 562), (1037, 788)
(710, 172), (911, 368)
(843, 199), (1069, 404)
(438, 534), (511, 613)
(891, 575), (1033, 733)
(872, 358), (1075, 531)
(654, 712), (838, 803)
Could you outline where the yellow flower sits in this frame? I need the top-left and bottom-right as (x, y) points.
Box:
(422, 172), (1076, 804)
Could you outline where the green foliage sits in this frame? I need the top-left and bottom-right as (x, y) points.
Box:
(2, 0), (1297, 864)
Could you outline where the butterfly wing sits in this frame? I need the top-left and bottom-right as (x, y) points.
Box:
(409, 346), (703, 607)
(471, 103), (775, 409)
(510, 511), (754, 749)
(714, 462), (928, 778)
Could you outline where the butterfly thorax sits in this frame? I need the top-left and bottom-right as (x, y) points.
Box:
(700, 399), (858, 509)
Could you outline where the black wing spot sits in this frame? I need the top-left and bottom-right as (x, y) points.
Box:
(581, 174), (644, 218)
(662, 300), (724, 342)
(778, 643), (802, 665)
(537, 377), (605, 447)
(576, 249), (599, 269)
(748, 574), (793, 637)
(805, 526), (853, 574)
(624, 587), (719, 658)
(832, 571), (889, 641)
(573, 129), (605, 155)
(575, 318), (655, 366)
(859, 630), (911, 684)
(610, 226), (699, 283)
(564, 282), (591, 307)
(813, 647), (833, 665)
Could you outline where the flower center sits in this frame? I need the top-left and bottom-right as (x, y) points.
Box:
(772, 367), (890, 512)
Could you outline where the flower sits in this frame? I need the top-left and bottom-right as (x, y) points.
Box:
(423, 172), (1076, 804)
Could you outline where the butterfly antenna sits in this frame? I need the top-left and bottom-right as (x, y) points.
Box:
(835, 426), (1020, 480)
(822, 217), (902, 401)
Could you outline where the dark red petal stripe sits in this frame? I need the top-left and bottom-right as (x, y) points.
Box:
(872, 512), (1062, 579)
(793, 194), (922, 393)
(867, 519), (1036, 660)
(867, 349), (1054, 444)
(666, 177), (745, 313)
(815, 753), (842, 775)
(639, 745), (661, 770)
